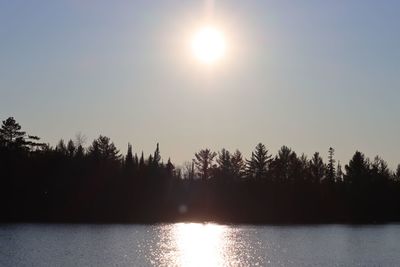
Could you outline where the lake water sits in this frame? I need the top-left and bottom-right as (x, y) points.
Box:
(1, 223), (400, 266)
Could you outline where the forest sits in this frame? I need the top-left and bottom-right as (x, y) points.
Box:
(1, 116), (400, 224)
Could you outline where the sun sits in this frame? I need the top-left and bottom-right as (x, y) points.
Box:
(191, 26), (226, 64)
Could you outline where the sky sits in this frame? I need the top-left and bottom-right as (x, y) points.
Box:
(1, 0), (399, 168)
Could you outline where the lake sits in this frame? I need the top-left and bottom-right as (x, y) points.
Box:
(1, 223), (400, 266)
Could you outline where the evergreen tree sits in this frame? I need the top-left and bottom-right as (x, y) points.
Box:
(134, 153), (139, 166)
(297, 153), (310, 183)
(216, 148), (232, 179)
(271, 146), (297, 182)
(75, 144), (85, 159)
(231, 149), (245, 180)
(139, 151), (145, 169)
(0, 117), (26, 149)
(371, 156), (390, 183)
(125, 143), (134, 169)
(153, 143), (161, 167)
(326, 147), (336, 183)
(394, 164), (400, 182)
(88, 135), (121, 162)
(166, 158), (174, 177)
(56, 139), (68, 155)
(344, 151), (369, 186)
(148, 154), (153, 166)
(246, 143), (271, 180)
(194, 148), (217, 180)
(309, 152), (325, 183)
(67, 139), (76, 157)
(26, 135), (45, 151)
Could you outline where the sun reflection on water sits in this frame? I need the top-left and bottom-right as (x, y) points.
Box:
(172, 223), (226, 267)
(151, 223), (260, 266)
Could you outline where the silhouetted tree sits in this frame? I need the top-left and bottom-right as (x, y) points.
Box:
(194, 149), (217, 180)
(345, 151), (369, 186)
(270, 146), (297, 182)
(326, 147), (336, 183)
(56, 139), (68, 155)
(166, 158), (174, 177)
(134, 153), (139, 166)
(148, 154), (154, 166)
(216, 148), (232, 180)
(75, 144), (85, 159)
(394, 164), (400, 182)
(88, 135), (121, 162)
(231, 150), (245, 180)
(153, 143), (161, 167)
(139, 152), (145, 170)
(371, 156), (390, 184)
(309, 152), (325, 183)
(246, 143), (271, 180)
(2, 115), (400, 225)
(67, 139), (76, 157)
(0, 117), (26, 149)
(125, 143), (134, 170)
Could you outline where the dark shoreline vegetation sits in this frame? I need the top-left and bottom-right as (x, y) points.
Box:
(1, 117), (400, 224)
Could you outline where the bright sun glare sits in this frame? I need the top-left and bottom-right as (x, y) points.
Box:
(191, 26), (226, 64)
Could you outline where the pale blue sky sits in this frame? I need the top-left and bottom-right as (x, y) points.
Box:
(1, 1), (399, 167)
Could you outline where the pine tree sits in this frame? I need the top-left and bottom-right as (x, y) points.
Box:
(88, 135), (120, 162)
(344, 151), (369, 186)
(147, 154), (153, 166)
(125, 143), (134, 169)
(395, 164), (400, 182)
(56, 139), (67, 155)
(67, 139), (76, 157)
(75, 144), (85, 159)
(309, 152), (325, 183)
(139, 151), (145, 169)
(0, 117), (26, 149)
(194, 148), (217, 180)
(153, 143), (161, 167)
(231, 149), (245, 180)
(216, 148), (232, 179)
(326, 147), (336, 183)
(245, 143), (271, 180)
(166, 158), (174, 177)
(134, 153), (139, 166)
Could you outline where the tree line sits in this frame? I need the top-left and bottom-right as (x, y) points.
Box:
(1, 116), (400, 223)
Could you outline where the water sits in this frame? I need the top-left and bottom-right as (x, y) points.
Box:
(1, 223), (400, 266)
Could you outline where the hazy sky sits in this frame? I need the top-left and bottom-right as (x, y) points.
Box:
(1, 1), (399, 168)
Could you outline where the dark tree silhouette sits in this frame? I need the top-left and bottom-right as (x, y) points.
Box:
(216, 148), (232, 181)
(153, 143), (161, 167)
(1, 116), (400, 224)
(56, 139), (68, 155)
(270, 146), (297, 183)
(194, 148), (217, 180)
(395, 164), (400, 182)
(67, 139), (76, 157)
(125, 143), (134, 170)
(327, 147), (336, 183)
(246, 143), (271, 180)
(345, 151), (369, 186)
(309, 152), (325, 183)
(88, 135), (121, 162)
(230, 150), (245, 180)
(166, 158), (175, 177)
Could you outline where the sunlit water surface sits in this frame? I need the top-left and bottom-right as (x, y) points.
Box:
(1, 223), (400, 266)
